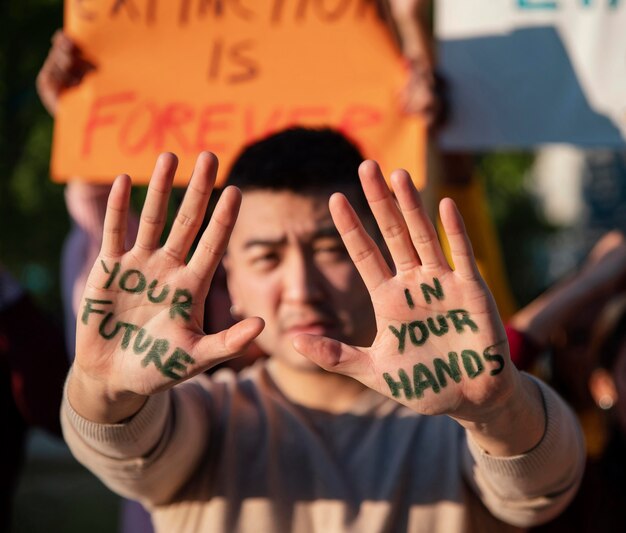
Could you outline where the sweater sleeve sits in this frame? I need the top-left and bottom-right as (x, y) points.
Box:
(462, 375), (585, 527)
(61, 375), (212, 507)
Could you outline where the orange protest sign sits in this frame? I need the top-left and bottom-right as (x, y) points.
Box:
(52, 0), (425, 187)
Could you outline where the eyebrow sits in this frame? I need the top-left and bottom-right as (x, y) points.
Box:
(243, 237), (287, 250)
(242, 227), (341, 250)
(312, 227), (341, 240)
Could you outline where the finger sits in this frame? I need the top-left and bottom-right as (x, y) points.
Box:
(49, 33), (94, 83)
(194, 317), (265, 366)
(439, 198), (480, 281)
(164, 152), (218, 261)
(329, 192), (392, 292)
(134, 153), (178, 252)
(59, 57), (96, 88)
(48, 33), (81, 74)
(102, 174), (131, 257)
(52, 30), (76, 52)
(392, 170), (449, 271)
(358, 161), (419, 272)
(292, 334), (368, 378)
(51, 48), (78, 78)
(187, 186), (242, 291)
(152, 318), (264, 383)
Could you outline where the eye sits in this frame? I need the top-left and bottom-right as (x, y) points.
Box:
(250, 251), (280, 270)
(314, 243), (348, 262)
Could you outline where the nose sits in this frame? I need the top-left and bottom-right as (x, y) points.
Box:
(282, 249), (324, 304)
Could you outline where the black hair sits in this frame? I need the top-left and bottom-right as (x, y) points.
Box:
(226, 127), (368, 210)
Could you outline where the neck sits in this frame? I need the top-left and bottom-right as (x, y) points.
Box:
(267, 359), (366, 413)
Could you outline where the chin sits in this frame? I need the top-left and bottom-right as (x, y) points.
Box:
(277, 350), (327, 373)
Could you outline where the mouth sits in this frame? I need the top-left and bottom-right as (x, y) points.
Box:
(283, 320), (338, 338)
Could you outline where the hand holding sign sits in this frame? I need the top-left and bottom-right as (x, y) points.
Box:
(37, 31), (94, 117)
(294, 162), (543, 454)
(69, 152), (264, 423)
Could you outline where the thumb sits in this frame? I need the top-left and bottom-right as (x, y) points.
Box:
(292, 334), (367, 377)
(194, 317), (264, 367)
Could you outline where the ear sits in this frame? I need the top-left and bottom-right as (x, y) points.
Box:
(589, 368), (618, 410)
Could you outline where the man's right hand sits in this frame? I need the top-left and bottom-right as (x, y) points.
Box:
(68, 152), (264, 423)
(36, 30), (95, 116)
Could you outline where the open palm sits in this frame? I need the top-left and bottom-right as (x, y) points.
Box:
(74, 153), (264, 404)
(295, 161), (512, 422)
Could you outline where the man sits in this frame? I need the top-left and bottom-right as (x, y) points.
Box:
(62, 128), (584, 532)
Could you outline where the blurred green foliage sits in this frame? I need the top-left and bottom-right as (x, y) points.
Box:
(0, 0), (66, 315)
(478, 151), (556, 306)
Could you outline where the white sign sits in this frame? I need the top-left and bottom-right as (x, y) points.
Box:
(436, 0), (626, 149)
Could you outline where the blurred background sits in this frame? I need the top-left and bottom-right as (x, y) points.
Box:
(2, 3), (129, 530)
(2, 1), (625, 531)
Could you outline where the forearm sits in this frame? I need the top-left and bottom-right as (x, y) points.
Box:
(62, 377), (211, 506)
(387, 0), (434, 66)
(510, 276), (591, 348)
(511, 233), (626, 347)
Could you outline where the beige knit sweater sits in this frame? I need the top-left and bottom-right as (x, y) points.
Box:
(62, 363), (584, 533)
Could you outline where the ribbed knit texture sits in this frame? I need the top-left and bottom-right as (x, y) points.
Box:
(63, 380), (169, 459)
(62, 364), (585, 532)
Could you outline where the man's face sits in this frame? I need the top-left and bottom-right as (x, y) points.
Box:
(224, 188), (376, 372)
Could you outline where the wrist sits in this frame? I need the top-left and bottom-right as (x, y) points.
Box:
(453, 372), (546, 456)
(67, 364), (147, 424)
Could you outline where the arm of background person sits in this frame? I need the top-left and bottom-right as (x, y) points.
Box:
(382, 0), (446, 128)
(386, 0), (434, 68)
(510, 231), (626, 351)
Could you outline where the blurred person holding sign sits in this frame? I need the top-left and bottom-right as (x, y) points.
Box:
(50, 0), (427, 185)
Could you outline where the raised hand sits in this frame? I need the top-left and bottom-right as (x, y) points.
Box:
(295, 161), (516, 425)
(36, 30), (95, 116)
(69, 153), (264, 423)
